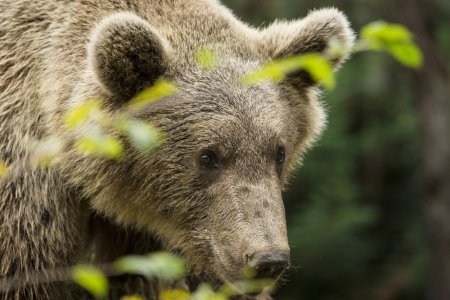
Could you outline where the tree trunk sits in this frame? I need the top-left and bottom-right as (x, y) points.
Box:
(393, 0), (450, 299)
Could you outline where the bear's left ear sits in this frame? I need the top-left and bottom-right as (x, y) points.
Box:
(260, 8), (355, 86)
(88, 12), (173, 102)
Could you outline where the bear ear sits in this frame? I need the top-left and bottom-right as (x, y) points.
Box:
(88, 12), (173, 102)
(260, 8), (355, 87)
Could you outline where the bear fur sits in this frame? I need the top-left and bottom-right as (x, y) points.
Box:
(0, 0), (354, 299)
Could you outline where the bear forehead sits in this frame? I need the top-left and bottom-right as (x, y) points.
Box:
(161, 83), (291, 155)
(173, 59), (289, 118)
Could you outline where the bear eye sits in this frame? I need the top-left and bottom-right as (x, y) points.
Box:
(199, 150), (220, 170)
(276, 146), (286, 166)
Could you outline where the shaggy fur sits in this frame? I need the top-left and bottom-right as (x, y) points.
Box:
(0, 0), (354, 299)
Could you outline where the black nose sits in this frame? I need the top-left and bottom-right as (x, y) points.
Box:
(247, 250), (290, 279)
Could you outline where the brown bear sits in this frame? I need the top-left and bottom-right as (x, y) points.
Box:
(0, 0), (354, 299)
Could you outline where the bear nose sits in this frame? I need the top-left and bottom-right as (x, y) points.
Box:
(247, 250), (290, 279)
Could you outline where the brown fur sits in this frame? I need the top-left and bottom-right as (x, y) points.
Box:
(0, 1), (354, 299)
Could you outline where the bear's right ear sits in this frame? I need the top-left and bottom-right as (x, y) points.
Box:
(260, 8), (355, 88)
(88, 12), (173, 102)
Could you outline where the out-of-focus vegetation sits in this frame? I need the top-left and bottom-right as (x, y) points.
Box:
(71, 251), (275, 299)
(223, 0), (450, 299)
(72, 253), (187, 299)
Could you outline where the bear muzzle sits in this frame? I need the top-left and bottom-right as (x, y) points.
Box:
(246, 249), (291, 279)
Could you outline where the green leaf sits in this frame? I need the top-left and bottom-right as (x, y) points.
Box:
(195, 48), (220, 70)
(360, 21), (423, 68)
(243, 53), (335, 90)
(114, 252), (186, 280)
(219, 279), (274, 297)
(361, 21), (412, 46)
(71, 265), (108, 299)
(241, 266), (257, 279)
(0, 161), (9, 177)
(191, 284), (227, 300)
(119, 119), (162, 152)
(76, 134), (124, 159)
(160, 289), (191, 300)
(388, 42), (423, 68)
(128, 80), (178, 111)
(64, 99), (103, 129)
(120, 296), (145, 300)
(300, 54), (336, 89)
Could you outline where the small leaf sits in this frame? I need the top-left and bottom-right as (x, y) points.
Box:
(195, 48), (220, 70)
(300, 54), (336, 89)
(64, 99), (103, 129)
(242, 62), (287, 84)
(129, 80), (178, 111)
(360, 21), (423, 68)
(160, 289), (190, 300)
(219, 279), (275, 297)
(76, 134), (124, 159)
(242, 266), (257, 279)
(0, 161), (9, 177)
(119, 119), (162, 152)
(121, 295), (145, 300)
(71, 265), (108, 299)
(115, 252), (186, 280)
(192, 284), (227, 300)
(243, 54), (335, 90)
(388, 42), (423, 68)
(361, 21), (412, 46)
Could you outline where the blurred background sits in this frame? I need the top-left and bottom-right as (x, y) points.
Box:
(222, 0), (450, 299)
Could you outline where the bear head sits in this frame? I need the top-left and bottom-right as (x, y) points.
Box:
(64, 6), (354, 293)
